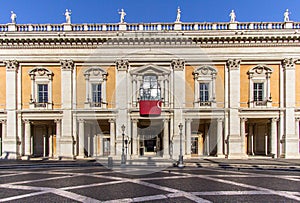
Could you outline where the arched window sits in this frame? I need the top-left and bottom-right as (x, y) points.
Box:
(193, 65), (217, 107)
(28, 67), (53, 109)
(84, 67), (107, 108)
(248, 65), (273, 107)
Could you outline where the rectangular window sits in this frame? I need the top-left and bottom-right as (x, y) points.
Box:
(254, 83), (264, 101)
(92, 84), (102, 104)
(199, 83), (209, 102)
(37, 84), (48, 103)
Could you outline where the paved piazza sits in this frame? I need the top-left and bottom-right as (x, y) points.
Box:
(0, 163), (299, 202)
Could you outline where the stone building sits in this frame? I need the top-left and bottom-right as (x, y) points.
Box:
(0, 15), (300, 160)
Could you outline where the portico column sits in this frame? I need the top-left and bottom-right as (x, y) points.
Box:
(240, 118), (247, 156)
(1, 120), (7, 139)
(271, 118), (278, 157)
(109, 119), (116, 156)
(55, 119), (61, 158)
(132, 119), (138, 157)
(163, 119), (170, 158)
(78, 119), (85, 158)
(185, 119), (192, 156)
(248, 123), (254, 155)
(217, 118), (224, 156)
(24, 120), (31, 158)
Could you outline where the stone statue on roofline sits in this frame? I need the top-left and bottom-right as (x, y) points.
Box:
(65, 9), (72, 24)
(229, 10), (236, 23)
(118, 9), (126, 23)
(284, 9), (290, 22)
(175, 7), (181, 23)
(10, 11), (17, 24)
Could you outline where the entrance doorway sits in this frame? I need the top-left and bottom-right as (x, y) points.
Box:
(138, 119), (163, 157)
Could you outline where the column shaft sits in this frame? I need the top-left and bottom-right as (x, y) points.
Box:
(109, 119), (116, 156)
(185, 119), (192, 155)
(163, 119), (169, 158)
(78, 120), (85, 157)
(132, 119), (138, 156)
(271, 118), (278, 157)
(217, 118), (223, 156)
(24, 120), (31, 156)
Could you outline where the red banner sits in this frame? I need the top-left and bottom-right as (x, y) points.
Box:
(139, 100), (162, 116)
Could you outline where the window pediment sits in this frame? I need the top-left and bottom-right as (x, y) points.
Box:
(84, 67), (107, 81)
(130, 64), (170, 76)
(193, 66), (217, 79)
(248, 65), (273, 78)
(28, 67), (53, 80)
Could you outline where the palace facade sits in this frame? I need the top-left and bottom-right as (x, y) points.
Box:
(0, 18), (300, 160)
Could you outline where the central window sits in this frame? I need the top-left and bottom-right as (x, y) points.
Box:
(38, 84), (48, 103)
(140, 75), (161, 100)
(253, 83), (264, 102)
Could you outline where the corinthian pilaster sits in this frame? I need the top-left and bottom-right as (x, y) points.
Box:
(171, 59), (185, 71)
(116, 59), (129, 71)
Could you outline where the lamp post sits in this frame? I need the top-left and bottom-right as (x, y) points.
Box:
(121, 124), (126, 167)
(178, 123), (184, 168)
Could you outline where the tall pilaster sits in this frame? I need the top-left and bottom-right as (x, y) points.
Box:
(171, 59), (185, 158)
(60, 60), (74, 159)
(226, 59), (245, 158)
(115, 59), (129, 156)
(283, 58), (299, 158)
(3, 60), (19, 159)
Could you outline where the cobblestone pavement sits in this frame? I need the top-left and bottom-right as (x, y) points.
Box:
(0, 160), (300, 202)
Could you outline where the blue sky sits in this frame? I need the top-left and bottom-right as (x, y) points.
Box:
(0, 0), (299, 24)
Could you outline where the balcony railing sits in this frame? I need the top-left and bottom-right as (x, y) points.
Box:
(0, 21), (296, 33)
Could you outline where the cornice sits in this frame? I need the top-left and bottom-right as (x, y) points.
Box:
(0, 32), (299, 49)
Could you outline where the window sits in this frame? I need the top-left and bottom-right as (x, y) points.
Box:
(253, 83), (263, 102)
(248, 65), (273, 107)
(200, 83), (209, 102)
(130, 64), (170, 107)
(28, 67), (53, 109)
(91, 84), (102, 107)
(193, 66), (217, 107)
(140, 75), (161, 100)
(84, 67), (107, 108)
(38, 84), (48, 103)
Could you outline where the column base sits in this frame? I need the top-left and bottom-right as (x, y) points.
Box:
(21, 155), (31, 160)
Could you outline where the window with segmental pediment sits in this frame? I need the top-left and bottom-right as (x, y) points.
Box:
(193, 65), (217, 107)
(84, 67), (107, 108)
(28, 67), (53, 109)
(248, 65), (273, 107)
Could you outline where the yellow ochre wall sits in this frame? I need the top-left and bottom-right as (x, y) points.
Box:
(21, 66), (61, 109)
(0, 66), (6, 109)
(185, 64), (225, 108)
(76, 66), (116, 109)
(240, 64), (280, 108)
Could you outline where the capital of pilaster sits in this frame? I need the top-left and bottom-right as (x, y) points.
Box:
(163, 118), (170, 123)
(54, 119), (62, 124)
(115, 59), (129, 71)
(4, 60), (19, 71)
(185, 118), (193, 123)
(295, 117), (300, 122)
(23, 119), (31, 124)
(282, 58), (298, 70)
(108, 118), (116, 123)
(226, 59), (240, 71)
(78, 119), (85, 123)
(171, 59), (185, 71)
(1, 120), (7, 125)
(60, 60), (74, 71)
(217, 118), (224, 122)
(240, 117), (247, 122)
